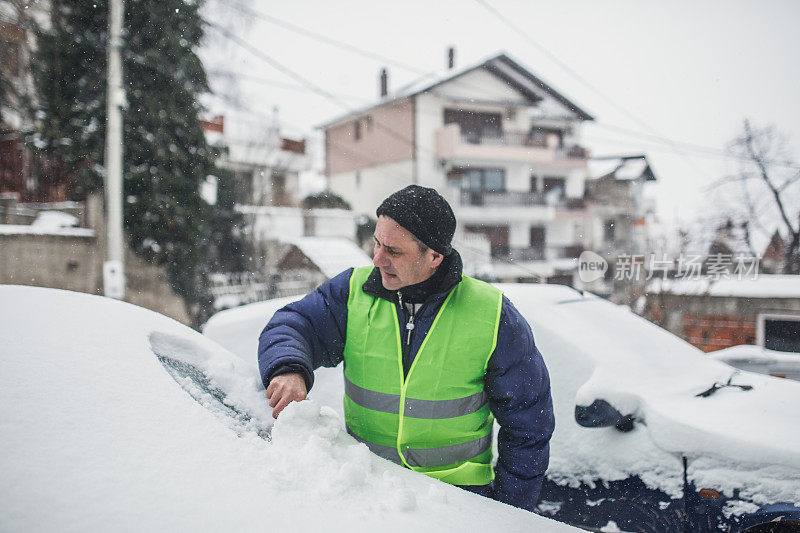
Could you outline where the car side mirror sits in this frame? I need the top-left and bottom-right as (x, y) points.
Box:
(575, 399), (635, 432)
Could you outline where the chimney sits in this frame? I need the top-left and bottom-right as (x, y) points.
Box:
(379, 68), (388, 97)
(447, 47), (455, 70)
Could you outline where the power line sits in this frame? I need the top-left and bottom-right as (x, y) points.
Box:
(473, 0), (717, 180)
(209, 8), (800, 188)
(207, 69), (372, 104)
(208, 23), (352, 111)
(589, 122), (800, 170)
(208, 0), (429, 76)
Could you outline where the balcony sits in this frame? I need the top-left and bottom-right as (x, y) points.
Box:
(436, 124), (588, 167)
(458, 189), (546, 207)
(506, 247), (546, 262)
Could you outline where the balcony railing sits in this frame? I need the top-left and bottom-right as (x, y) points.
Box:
(549, 245), (585, 259)
(460, 190), (546, 207)
(457, 130), (587, 159)
(460, 130), (549, 148)
(506, 247), (546, 262)
(555, 145), (589, 159)
(556, 197), (586, 210)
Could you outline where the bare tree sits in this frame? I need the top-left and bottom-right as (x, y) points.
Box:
(713, 120), (800, 274)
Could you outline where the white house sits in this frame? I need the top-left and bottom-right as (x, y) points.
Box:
(320, 52), (595, 282)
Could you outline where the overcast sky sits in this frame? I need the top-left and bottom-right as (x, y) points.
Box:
(200, 0), (800, 248)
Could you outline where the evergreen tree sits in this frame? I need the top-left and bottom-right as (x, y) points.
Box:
(32, 0), (215, 323)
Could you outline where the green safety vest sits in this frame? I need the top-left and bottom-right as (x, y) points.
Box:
(343, 266), (503, 486)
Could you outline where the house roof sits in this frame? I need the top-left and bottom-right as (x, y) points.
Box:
(319, 53), (593, 128)
(648, 275), (800, 299)
(281, 237), (372, 278)
(588, 155), (657, 182)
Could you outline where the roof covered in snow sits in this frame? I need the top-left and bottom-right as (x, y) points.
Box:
(648, 275), (800, 298)
(319, 53), (594, 128)
(588, 155), (657, 182)
(282, 236), (372, 278)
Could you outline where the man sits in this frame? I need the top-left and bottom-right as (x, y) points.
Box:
(258, 185), (554, 511)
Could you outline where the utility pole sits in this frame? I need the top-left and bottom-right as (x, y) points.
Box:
(103, 0), (126, 298)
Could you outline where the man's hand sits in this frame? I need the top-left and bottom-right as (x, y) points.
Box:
(266, 373), (307, 418)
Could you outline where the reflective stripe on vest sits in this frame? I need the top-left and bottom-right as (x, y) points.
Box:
(342, 266), (503, 486)
(344, 376), (488, 419)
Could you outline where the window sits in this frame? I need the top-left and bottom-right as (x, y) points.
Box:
(444, 109), (502, 143)
(529, 126), (564, 148)
(604, 219), (616, 242)
(530, 174), (540, 192)
(465, 225), (509, 258)
(0, 23), (24, 80)
(530, 226), (546, 260)
(463, 168), (505, 191)
(543, 177), (566, 199)
(530, 226), (545, 247)
(759, 314), (800, 352)
(353, 120), (361, 141)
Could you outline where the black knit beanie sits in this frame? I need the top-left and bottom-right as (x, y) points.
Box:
(376, 185), (456, 255)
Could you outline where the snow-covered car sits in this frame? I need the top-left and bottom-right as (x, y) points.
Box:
(0, 285), (576, 532)
(203, 283), (800, 533)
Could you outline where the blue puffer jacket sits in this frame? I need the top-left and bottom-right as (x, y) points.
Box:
(258, 265), (555, 512)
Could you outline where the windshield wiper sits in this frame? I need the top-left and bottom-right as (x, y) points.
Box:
(696, 373), (753, 398)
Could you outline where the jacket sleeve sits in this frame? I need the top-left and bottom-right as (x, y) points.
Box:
(257, 268), (352, 391)
(484, 295), (555, 512)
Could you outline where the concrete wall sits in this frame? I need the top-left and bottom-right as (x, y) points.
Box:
(0, 193), (192, 325)
(0, 232), (101, 293)
(328, 160), (414, 215)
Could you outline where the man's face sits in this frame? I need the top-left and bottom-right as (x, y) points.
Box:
(373, 215), (443, 291)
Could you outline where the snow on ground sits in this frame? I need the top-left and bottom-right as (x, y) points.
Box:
(205, 283), (800, 511)
(0, 286), (574, 532)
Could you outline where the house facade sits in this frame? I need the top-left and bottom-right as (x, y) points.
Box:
(321, 53), (598, 282)
(201, 114), (309, 208)
(582, 155), (658, 297)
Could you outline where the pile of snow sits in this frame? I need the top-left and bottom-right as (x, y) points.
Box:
(0, 286), (574, 532)
(205, 284), (800, 512)
(31, 210), (79, 229)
